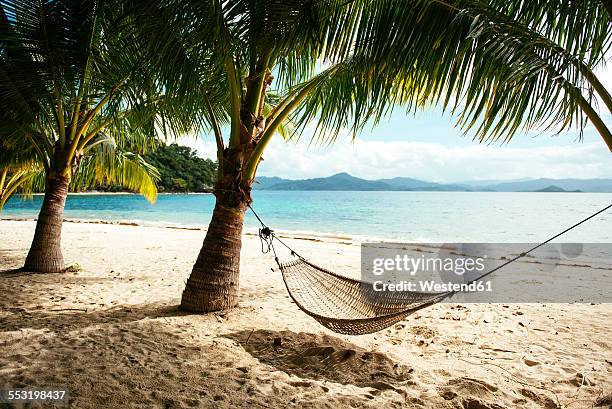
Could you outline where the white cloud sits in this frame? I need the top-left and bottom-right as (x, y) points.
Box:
(177, 134), (612, 183)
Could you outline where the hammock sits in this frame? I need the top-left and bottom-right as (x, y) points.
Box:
(250, 203), (612, 336)
(279, 257), (447, 335)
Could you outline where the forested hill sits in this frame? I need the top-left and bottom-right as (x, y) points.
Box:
(144, 144), (217, 192)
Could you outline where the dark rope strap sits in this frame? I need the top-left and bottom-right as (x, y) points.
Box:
(249, 202), (612, 281)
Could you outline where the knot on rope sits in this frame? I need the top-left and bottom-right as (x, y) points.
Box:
(260, 226), (272, 239)
(258, 226), (274, 254)
(249, 203), (304, 269)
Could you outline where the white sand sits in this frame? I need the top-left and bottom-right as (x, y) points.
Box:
(0, 219), (610, 408)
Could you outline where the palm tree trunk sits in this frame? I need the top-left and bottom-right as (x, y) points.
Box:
(23, 174), (70, 273)
(181, 143), (255, 312)
(180, 195), (247, 312)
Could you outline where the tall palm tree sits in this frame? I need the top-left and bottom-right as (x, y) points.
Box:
(139, 0), (610, 313)
(0, 0), (197, 272)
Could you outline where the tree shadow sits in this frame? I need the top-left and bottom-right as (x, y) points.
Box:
(0, 268), (167, 317)
(223, 329), (415, 391)
(0, 268), (72, 278)
(0, 267), (26, 276)
(0, 302), (190, 333)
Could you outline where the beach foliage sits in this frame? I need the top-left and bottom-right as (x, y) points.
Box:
(0, 138), (160, 208)
(144, 144), (217, 193)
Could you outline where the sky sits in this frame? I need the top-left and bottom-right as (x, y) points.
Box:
(177, 68), (612, 183)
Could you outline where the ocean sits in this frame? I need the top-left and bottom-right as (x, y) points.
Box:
(3, 191), (612, 242)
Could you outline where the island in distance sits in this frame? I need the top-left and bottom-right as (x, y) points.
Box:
(253, 172), (612, 192)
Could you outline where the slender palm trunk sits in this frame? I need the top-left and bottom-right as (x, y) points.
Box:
(180, 192), (248, 312)
(23, 174), (70, 273)
(180, 59), (273, 312)
(180, 145), (254, 312)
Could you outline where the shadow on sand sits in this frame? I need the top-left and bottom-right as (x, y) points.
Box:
(223, 329), (415, 391)
(0, 303), (190, 333)
(1, 305), (416, 408)
(1, 301), (524, 408)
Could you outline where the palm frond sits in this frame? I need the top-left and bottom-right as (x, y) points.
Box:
(287, 0), (611, 146)
(0, 0), (209, 184)
(0, 166), (45, 210)
(72, 139), (160, 202)
(262, 97), (294, 140)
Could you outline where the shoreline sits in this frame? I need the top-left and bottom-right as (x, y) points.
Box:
(3, 209), (612, 245)
(0, 217), (361, 244)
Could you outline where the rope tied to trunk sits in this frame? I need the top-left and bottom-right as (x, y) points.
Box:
(249, 204), (299, 269)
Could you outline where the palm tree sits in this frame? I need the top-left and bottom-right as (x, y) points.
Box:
(129, 0), (612, 312)
(0, 0), (197, 272)
(139, 0), (610, 313)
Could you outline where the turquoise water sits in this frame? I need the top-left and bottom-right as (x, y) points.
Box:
(3, 191), (612, 242)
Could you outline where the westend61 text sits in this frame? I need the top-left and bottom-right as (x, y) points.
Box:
(372, 280), (493, 293)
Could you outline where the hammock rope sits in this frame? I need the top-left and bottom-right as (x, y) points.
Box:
(248, 202), (612, 335)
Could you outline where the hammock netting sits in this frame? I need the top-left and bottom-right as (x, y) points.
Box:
(256, 202), (611, 335)
(279, 257), (449, 335)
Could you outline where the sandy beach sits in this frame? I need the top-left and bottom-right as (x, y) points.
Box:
(0, 219), (610, 408)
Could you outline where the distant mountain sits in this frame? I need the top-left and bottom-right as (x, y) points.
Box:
(252, 173), (612, 192)
(377, 177), (469, 191)
(458, 178), (532, 187)
(481, 178), (612, 193)
(255, 173), (470, 191)
(253, 176), (288, 190)
(531, 185), (582, 193)
(263, 172), (392, 191)
(377, 176), (433, 189)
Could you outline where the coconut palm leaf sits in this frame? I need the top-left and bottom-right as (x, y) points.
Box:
(0, 169), (41, 209)
(483, 0), (610, 66)
(0, 166), (46, 206)
(72, 137), (160, 202)
(0, 0), (209, 211)
(131, 0), (611, 169)
(284, 0), (611, 147)
(0, 0), (203, 172)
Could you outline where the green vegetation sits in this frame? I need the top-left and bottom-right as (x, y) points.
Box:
(144, 144), (217, 193)
(0, 142), (216, 197)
